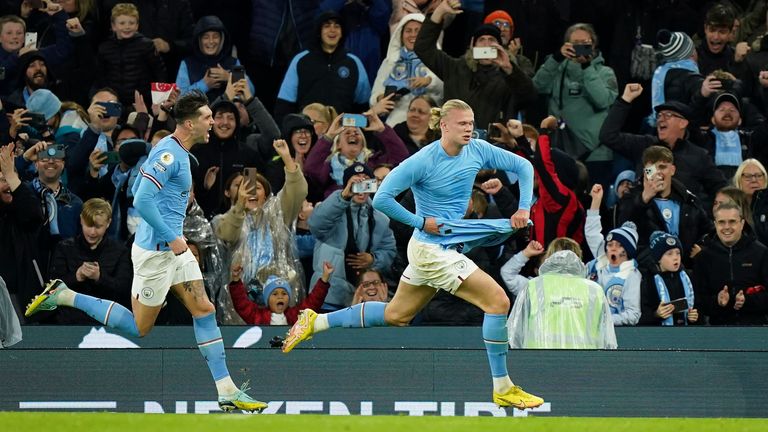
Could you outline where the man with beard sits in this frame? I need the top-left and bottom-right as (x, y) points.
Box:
(4, 51), (55, 110)
(690, 92), (768, 180)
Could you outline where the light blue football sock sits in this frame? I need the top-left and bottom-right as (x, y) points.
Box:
(194, 312), (230, 381)
(326, 301), (388, 328)
(73, 293), (139, 337)
(483, 313), (509, 378)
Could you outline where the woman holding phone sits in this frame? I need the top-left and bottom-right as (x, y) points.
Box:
(303, 110), (409, 198)
(213, 139), (308, 305)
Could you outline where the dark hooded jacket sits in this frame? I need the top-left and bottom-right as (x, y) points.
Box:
(273, 10), (370, 123)
(3, 51), (56, 111)
(180, 16), (238, 102)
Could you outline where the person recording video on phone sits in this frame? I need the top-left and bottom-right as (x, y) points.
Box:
(0, 4), (73, 97)
(306, 161), (396, 311)
(532, 23), (618, 188)
(23, 141), (84, 288)
(47, 198), (133, 325)
(303, 109), (408, 199)
(617, 146), (712, 271)
(413, 0), (535, 129)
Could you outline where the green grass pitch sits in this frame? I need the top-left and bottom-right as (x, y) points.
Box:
(0, 413), (766, 432)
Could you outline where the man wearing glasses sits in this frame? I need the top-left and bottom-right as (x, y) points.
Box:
(600, 83), (727, 204)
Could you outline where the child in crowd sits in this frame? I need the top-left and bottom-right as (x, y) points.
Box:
(585, 184), (642, 326)
(228, 261), (332, 325)
(639, 231), (698, 325)
(96, 3), (166, 106)
(500, 237), (582, 296)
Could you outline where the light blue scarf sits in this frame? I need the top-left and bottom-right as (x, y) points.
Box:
(32, 177), (59, 236)
(383, 47), (429, 97)
(712, 129), (743, 167)
(654, 271), (694, 326)
(330, 152), (367, 186)
(646, 58), (699, 127)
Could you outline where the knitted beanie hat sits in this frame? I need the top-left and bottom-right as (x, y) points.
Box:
(656, 29), (695, 63)
(605, 221), (639, 259)
(649, 230), (682, 262)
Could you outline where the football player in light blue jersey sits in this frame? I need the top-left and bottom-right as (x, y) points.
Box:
(282, 98), (544, 409)
(26, 90), (266, 413)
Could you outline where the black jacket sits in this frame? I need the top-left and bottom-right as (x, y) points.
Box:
(0, 182), (45, 319)
(689, 125), (768, 180)
(639, 269), (699, 326)
(695, 43), (750, 81)
(694, 233), (768, 325)
(96, 32), (167, 106)
(48, 235), (133, 325)
(414, 17), (536, 129)
(599, 98), (727, 200)
(618, 178), (712, 270)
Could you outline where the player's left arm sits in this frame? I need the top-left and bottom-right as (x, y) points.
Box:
(133, 152), (180, 244)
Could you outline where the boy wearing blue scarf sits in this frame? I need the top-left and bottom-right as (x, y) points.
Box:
(639, 231), (698, 325)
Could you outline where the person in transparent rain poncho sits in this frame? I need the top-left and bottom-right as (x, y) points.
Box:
(507, 250), (617, 349)
(214, 139), (308, 306)
(183, 193), (244, 324)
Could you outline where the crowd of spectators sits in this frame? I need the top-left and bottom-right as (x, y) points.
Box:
(2, 0), (768, 331)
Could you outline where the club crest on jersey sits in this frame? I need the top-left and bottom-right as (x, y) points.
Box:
(160, 152), (174, 165)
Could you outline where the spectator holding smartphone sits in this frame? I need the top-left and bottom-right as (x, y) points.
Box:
(369, 13), (443, 126)
(306, 162), (396, 311)
(0, 2), (72, 96)
(639, 231), (698, 326)
(48, 198), (132, 325)
(176, 16), (254, 102)
(303, 110), (408, 198)
(532, 23), (618, 187)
